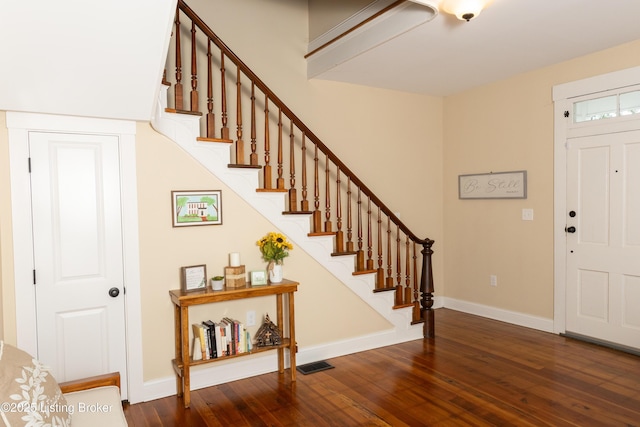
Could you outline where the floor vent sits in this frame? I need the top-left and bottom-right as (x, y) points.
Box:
(296, 360), (334, 375)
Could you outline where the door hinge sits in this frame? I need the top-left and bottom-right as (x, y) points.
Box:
(33, 269), (36, 285)
(564, 110), (570, 118)
(28, 157), (32, 173)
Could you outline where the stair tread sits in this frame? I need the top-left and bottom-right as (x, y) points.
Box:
(352, 269), (376, 276)
(197, 136), (234, 143)
(373, 287), (396, 293)
(165, 107), (203, 116)
(308, 231), (336, 237)
(256, 188), (288, 193)
(282, 211), (314, 215)
(393, 303), (414, 310)
(228, 163), (262, 169)
(331, 251), (357, 257)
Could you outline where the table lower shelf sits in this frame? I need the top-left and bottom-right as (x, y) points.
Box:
(172, 338), (294, 376)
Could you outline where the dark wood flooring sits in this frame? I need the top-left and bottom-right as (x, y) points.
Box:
(124, 308), (640, 426)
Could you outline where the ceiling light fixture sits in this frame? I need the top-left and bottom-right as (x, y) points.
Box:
(442, 0), (488, 21)
(410, 0), (489, 22)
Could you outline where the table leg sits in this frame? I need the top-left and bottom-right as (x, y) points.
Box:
(276, 293), (284, 374)
(288, 291), (297, 382)
(173, 304), (183, 397)
(181, 306), (191, 408)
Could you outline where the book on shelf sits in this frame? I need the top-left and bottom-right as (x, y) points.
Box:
(203, 320), (218, 359)
(191, 316), (251, 360)
(191, 323), (207, 361)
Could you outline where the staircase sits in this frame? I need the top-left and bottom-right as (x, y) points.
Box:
(153, 0), (435, 338)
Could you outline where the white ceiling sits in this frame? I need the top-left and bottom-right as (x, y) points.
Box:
(309, 0), (640, 97)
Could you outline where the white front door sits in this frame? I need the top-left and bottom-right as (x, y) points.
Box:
(29, 131), (129, 390)
(565, 130), (640, 350)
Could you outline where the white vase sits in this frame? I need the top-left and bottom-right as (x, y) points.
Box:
(268, 263), (283, 283)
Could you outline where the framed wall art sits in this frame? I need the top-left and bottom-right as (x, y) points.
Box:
(458, 170), (527, 199)
(250, 270), (268, 286)
(172, 190), (222, 227)
(181, 264), (207, 292)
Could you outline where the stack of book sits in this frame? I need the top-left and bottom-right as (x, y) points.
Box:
(191, 317), (252, 360)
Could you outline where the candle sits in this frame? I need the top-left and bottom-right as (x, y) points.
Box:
(229, 252), (241, 267)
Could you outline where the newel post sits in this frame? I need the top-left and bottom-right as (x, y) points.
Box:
(420, 239), (435, 338)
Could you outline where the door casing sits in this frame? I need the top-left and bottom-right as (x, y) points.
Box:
(553, 65), (640, 335)
(7, 112), (144, 403)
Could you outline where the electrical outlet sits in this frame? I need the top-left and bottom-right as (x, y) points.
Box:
(522, 208), (534, 221)
(490, 275), (497, 287)
(246, 310), (256, 326)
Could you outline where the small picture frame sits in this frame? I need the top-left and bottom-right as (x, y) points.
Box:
(250, 270), (268, 286)
(172, 190), (222, 227)
(181, 264), (207, 292)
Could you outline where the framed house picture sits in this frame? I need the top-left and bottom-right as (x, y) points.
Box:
(172, 190), (222, 227)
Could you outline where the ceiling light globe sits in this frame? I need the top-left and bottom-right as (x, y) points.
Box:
(443, 0), (486, 21)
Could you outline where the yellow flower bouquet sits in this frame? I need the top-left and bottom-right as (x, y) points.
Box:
(257, 232), (293, 264)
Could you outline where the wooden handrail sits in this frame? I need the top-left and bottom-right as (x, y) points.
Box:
(171, 1), (435, 337)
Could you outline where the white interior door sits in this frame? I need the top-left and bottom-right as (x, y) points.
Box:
(566, 130), (640, 350)
(29, 131), (129, 390)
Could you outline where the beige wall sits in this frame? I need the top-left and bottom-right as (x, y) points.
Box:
(443, 39), (640, 318)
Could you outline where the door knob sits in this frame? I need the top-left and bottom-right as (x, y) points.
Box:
(565, 226), (576, 233)
(108, 287), (120, 298)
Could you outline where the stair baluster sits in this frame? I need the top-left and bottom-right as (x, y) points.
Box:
(174, 12), (183, 111)
(190, 21), (198, 112)
(288, 120), (297, 211)
(205, 40), (215, 139)
(334, 167), (343, 253)
(235, 68), (245, 163)
(277, 110), (285, 190)
(300, 134), (309, 212)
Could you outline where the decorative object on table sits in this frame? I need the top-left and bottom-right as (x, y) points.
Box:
(224, 265), (246, 288)
(210, 275), (225, 291)
(250, 270), (268, 286)
(229, 252), (241, 267)
(181, 264), (207, 292)
(254, 314), (282, 347)
(257, 231), (293, 283)
(269, 263), (284, 283)
(171, 190), (222, 227)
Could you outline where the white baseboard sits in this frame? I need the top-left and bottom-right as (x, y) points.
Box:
(142, 296), (548, 402)
(442, 297), (554, 333)
(143, 322), (424, 402)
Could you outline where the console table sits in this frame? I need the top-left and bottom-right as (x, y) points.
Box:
(169, 279), (298, 408)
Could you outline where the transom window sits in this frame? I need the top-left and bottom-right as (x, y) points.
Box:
(573, 89), (640, 123)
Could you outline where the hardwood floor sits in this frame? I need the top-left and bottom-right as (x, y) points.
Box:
(124, 309), (640, 426)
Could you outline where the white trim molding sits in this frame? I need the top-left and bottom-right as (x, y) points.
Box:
(443, 298), (554, 333)
(552, 66), (640, 336)
(6, 112), (144, 404)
